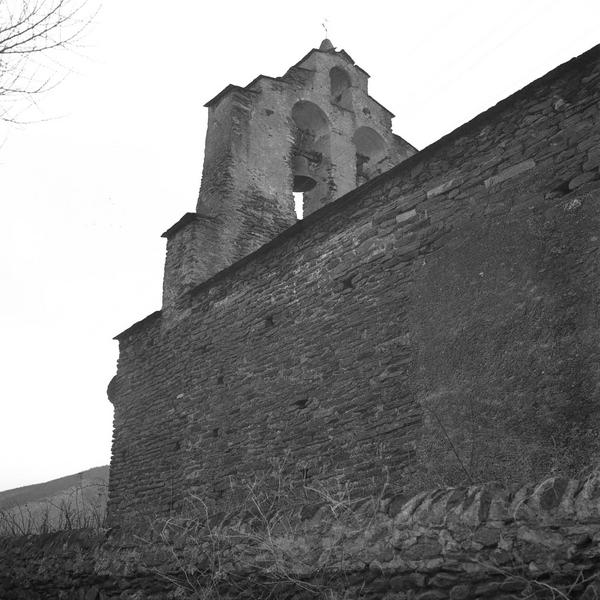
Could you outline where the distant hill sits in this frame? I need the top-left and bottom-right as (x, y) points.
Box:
(0, 466), (109, 536)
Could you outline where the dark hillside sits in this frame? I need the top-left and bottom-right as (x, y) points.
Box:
(0, 466), (108, 535)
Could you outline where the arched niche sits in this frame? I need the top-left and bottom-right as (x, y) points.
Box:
(290, 100), (332, 216)
(330, 67), (352, 109)
(292, 100), (329, 140)
(352, 126), (388, 186)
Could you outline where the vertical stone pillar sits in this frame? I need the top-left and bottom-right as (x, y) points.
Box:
(161, 213), (222, 316)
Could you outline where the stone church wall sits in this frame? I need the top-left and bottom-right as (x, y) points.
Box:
(108, 44), (600, 523)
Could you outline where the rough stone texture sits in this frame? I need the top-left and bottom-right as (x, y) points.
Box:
(3, 476), (600, 598)
(108, 43), (600, 524)
(161, 42), (415, 306)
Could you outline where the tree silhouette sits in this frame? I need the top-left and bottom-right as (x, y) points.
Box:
(0, 0), (96, 122)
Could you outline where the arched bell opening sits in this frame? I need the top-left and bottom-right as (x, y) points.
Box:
(290, 100), (332, 217)
(330, 67), (352, 109)
(352, 126), (388, 186)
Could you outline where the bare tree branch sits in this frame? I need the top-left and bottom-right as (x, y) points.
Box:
(0, 0), (98, 123)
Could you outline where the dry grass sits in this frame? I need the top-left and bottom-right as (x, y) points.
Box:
(138, 456), (386, 599)
(0, 480), (107, 537)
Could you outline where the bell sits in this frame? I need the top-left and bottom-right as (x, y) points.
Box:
(292, 154), (317, 192)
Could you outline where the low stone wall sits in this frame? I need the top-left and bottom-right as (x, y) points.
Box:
(2, 475), (600, 598)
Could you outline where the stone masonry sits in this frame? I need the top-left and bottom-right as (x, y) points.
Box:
(3, 475), (600, 598)
(107, 42), (600, 526)
(161, 40), (415, 311)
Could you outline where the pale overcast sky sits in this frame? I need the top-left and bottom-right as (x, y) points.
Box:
(1, 0), (598, 492)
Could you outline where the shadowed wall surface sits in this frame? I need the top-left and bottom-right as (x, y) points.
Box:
(108, 44), (600, 523)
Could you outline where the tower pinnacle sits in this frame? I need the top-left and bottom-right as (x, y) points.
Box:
(319, 38), (334, 51)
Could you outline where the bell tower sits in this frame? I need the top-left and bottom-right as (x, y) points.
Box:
(161, 39), (416, 313)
